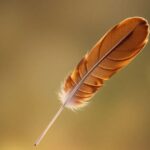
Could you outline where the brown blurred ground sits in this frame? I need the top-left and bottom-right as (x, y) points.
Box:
(0, 0), (150, 150)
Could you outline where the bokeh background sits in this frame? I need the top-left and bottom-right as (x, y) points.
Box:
(0, 0), (150, 150)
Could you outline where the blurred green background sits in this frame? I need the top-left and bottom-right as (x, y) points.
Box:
(0, 0), (150, 150)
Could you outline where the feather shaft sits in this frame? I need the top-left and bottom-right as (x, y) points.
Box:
(34, 105), (64, 146)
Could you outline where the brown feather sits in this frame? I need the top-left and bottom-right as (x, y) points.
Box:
(35, 17), (149, 146)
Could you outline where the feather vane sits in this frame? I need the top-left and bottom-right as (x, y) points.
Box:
(59, 17), (149, 109)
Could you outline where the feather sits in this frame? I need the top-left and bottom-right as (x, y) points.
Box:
(34, 17), (149, 146)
